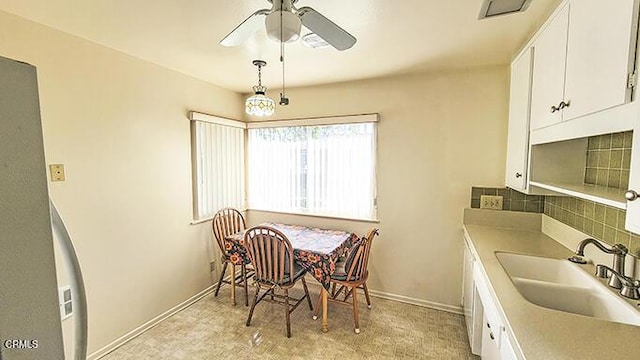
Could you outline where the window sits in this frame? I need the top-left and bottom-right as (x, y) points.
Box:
(247, 115), (377, 220)
(189, 112), (245, 221)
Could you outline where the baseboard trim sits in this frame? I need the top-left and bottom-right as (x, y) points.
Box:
(367, 289), (463, 315)
(88, 284), (216, 360)
(304, 279), (462, 315)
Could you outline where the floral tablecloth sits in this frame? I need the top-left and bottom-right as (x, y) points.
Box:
(225, 222), (357, 290)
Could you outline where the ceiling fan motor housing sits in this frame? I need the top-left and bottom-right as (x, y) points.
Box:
(265, 11), (301, 43)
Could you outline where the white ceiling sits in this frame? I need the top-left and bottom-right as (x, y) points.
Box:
(0, 0), (561, 93)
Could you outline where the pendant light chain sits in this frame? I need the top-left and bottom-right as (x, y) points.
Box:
(279, 0), (289, 106)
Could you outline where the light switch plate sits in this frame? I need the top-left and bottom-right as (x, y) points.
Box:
(480, 195), (503, 210)
(49, 164), (65, 182)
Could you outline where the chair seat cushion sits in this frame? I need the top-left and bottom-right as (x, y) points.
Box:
(331, 260), (362, 282)
(331, 260), (349, 281)
(255, 262), (307, 285)
(332, 239), (364, 281)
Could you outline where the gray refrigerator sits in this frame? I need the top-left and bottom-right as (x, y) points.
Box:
(0, 55), (86, 360)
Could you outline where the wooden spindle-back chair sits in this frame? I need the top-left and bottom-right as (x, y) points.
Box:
(243, 225), (313, 338)
(212, 208), (251, 306)
(313, 228), (379, 333)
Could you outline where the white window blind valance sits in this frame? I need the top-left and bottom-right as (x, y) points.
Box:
(246, 113), (378, 129)
(189, 111), (247, 128)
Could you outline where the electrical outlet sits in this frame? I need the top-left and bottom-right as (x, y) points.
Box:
(49, 164), (65, 182)
(480, 195), (503, 210)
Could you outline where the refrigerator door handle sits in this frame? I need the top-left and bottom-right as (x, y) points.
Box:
(50, 199), (88, 360)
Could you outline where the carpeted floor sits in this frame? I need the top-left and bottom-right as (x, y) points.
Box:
(100, 284), (479, 360)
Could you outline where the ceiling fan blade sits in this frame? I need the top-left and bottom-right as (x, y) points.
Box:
(220, 9), (270, 47)
(297, 6), (356, 51)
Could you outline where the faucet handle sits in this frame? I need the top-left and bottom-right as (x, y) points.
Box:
(620, 283), (640, 300)
(608, 271), (624, 289)
(595, 264), (609, 278)
(612, 243), (629, 255)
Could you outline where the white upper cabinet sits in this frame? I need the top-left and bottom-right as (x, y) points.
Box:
(563, 0), (637, 121)
(505, 48), (534, 191)
(626, 120), (640, 233)
(530, 4), (569, 130)
(529, 0), (638, 131)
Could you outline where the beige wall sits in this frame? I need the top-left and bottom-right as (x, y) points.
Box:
(0, 10), (244, 357)
(248, 67), (509, 309)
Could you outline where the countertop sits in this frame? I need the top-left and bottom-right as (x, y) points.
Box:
(463, 209), (640, 360)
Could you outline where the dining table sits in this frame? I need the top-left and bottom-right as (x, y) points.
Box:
(225, 222), (358, 332)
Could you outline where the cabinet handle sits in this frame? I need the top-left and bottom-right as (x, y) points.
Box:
(626, 190), (639, 201)
(515, 172), (522, 178)
(551, 100), (571, 113)
(486, 322), (491, 329)
(489, 332), (495, 340)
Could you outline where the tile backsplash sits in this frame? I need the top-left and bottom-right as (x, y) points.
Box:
(470, 187), (544, 213)
(470, 186), (640, 256)
(544, 196), (640, 256)
(584, 131), (632, 189)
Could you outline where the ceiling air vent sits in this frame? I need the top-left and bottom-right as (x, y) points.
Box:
(478, 0), (533, 19)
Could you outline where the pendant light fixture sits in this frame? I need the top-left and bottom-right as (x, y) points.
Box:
(245, 60), (275, 117)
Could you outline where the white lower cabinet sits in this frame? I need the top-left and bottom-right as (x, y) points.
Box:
(481, 312), (501, 360)
(464, 236), (519, 360)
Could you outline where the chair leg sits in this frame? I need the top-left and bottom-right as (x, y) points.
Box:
(352, 286), (360, 334)
(242, 264), (249, 307)
(331, 282), (337, 297)
(312, 291), (322, 320)
(246, 286), (260, 327)
(214, 261), (228, 297)
(362, 283), (372, 309)
(284, 288), (291, 338)
(301, 277), (313, 311)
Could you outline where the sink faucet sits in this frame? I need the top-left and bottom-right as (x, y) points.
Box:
(568, 238), (628, 289)
(595, 264), (640, 300)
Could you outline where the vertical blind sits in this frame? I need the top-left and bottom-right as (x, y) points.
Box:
(191, 117), (245, 220)
(248, 122), (377, 220)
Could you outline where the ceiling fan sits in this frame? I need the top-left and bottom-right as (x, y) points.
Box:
(220, 0), (357, 51)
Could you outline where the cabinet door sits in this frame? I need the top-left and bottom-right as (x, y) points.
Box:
(530, 4), (569, 130)
(481, 313), (501, 360)
(562, 0), (637, 121)
(626, 121), (640, 234)
(505, 48), (534, 190)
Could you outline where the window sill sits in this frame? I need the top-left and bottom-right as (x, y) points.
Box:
(190, 217), (213, 225)
(247, 208), (380, 224)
